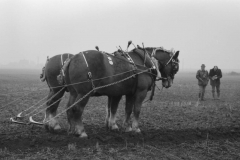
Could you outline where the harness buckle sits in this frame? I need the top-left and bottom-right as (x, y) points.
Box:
(87, 72), (95, 89)
(88, 72), (92, 79)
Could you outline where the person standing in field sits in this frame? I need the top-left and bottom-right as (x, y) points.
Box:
(196, 64), (209, 101)
(209, 66), (222, 100)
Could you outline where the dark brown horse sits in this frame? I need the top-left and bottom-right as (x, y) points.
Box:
(63, 47), (179, 137)
(41, 53), (74, 131)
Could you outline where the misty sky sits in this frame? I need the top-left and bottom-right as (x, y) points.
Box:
(0, 0), (240, 70)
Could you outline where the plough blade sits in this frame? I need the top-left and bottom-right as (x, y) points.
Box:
(10, 117), (29, 125)
(29, 116), (44, 125)
(17, 112), (23, 118)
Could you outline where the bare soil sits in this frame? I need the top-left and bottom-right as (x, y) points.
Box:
(1, 70), (240, 160)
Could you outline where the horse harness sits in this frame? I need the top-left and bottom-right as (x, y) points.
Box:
(78, 50), (144, 93)
(61, 54), (70, 66)
(80, 52), (95, 89)
(60, 54), (71, 77)
(77, 48), (179, 92)
(57, 54), (71, 85)
(150, 48), (179, 79)
(79, 51), (139, 91)
(114, 49), (158, 92)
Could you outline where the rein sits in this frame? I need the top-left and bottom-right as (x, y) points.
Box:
(80, 52), (95, 89)
(10, 69), (151, 125)
(101, 50), (161, 81)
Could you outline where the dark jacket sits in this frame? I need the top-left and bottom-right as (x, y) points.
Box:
(209, 68), (222, 86)
(196, 70), (209, 86)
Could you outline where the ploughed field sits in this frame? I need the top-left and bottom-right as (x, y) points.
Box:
(0, 69), (240, 160)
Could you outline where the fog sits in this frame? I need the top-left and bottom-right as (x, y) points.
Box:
(0, 0), (240, 72)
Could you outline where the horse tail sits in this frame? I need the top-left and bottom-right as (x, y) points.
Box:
(40, 56), (49, 82)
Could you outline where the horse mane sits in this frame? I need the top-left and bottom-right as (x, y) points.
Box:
(131, 48), (153, 68)
(146, 47), (180, 63)
(146, 47), (175, 57)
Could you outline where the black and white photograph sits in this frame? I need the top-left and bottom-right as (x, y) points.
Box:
(0, 0), (240, 159)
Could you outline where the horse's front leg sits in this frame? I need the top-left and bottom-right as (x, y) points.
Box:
(106, 96), (122, 130)
(44, 88), (65, 132)
(67, 94), (90, 138)
(132, 89), (148, 133)
(123, 94), (135, 132)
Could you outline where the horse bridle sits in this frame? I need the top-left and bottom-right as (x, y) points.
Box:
(149, 48), (179, 79)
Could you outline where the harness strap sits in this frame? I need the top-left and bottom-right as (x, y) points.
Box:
(124, 52), (138, 72)
(142, 49), (158, 78)
(125, 53), (134, 64)
(147, 48), (170, 79)
(61, 54), (64, 66)
(60, 54), (71, 77)
(165, 54), (174, 66)
(80, 52), (95, 89)
(81, 52), (89, 67)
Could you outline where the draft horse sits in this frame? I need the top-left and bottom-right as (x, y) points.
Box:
(63, 46), (179, 138)
(40, 53), (74, 131)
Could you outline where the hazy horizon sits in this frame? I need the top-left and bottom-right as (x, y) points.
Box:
(1, 0), (240, 71)
(1, 63), (239, 73)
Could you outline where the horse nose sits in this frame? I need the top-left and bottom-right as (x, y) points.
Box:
(162, 81), (169, 88)
(167, 77), (173, 88)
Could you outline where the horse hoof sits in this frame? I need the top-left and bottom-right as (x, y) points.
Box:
(80, 132), (88, 138)
(133, 128), (141, 133)
(111, 124), (119, 131)
(44, 124), (54, 132)
(45, 124), (61, 132)
(53, 124), (61, 130)
(125, 127), (132, 132)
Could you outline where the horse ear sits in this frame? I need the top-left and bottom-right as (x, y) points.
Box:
(173, 51), (179, 59)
